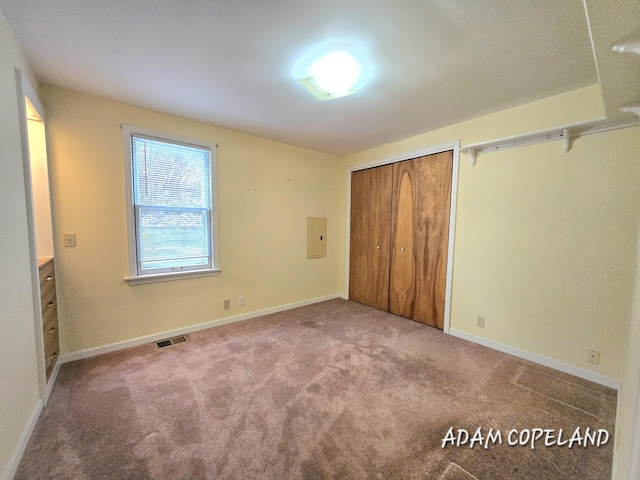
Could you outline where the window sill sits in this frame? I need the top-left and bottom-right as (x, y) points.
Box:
(124, 268), (222, 286)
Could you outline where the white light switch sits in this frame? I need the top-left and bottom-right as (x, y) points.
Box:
(63, 233), (76, 247)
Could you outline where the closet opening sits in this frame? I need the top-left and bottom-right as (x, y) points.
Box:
(17, 69), (59, 402)
(347, 146), (459, 331)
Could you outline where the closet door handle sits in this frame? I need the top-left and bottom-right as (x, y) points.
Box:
(47, 301), (55, 308)
(400, 247), (405, 252)
(45, 276), (53, 282)
(376, 245), (381, 250)
(48, 326), (57, 335)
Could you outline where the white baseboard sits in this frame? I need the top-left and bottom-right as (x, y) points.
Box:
(60, 294), (344, 364)
(43, 361), (61, 406)
(2, 399), (43, 480)
(449, 328), (620, 390)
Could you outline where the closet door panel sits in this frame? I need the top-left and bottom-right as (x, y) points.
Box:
(349, 169), (371, 304)
(367, 165), (392, 310)
(389, 159), (419, 317)
(350, 151), (453, 330)
(414, 151), (453, 328)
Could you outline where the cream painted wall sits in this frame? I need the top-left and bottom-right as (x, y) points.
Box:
(0, 10), (42, 480)
(342, 85), (640, 382)
(41, 85), (342, 354)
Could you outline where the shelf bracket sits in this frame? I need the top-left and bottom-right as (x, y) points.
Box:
(469, 149), (477, 167)
(562, 128), (571, 153)
(612, 33), (640, 55)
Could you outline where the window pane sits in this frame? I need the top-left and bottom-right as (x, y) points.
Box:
(138, 206), (210, 271)
(130, 134), (213, 274)
(132, 136), (211, 209)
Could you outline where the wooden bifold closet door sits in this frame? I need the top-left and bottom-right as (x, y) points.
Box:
(349, 150), (453, 329)
(349, 164), (393, 311)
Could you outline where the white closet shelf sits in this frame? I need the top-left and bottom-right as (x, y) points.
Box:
(461, 118), (640, 166)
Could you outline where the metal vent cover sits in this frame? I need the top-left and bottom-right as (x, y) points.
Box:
(155, 335), (189, 349)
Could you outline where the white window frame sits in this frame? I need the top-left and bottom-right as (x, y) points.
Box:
(122, 125), (221, 285)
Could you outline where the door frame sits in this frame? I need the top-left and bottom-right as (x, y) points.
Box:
(15, 68), (59, 403)
(345, 140), (460, 333)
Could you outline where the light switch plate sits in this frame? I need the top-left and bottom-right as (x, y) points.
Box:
(63, 233), (76, 247)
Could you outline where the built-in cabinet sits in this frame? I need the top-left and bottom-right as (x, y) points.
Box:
(349, 150), (453, 329)
(39, 258), (59, 381)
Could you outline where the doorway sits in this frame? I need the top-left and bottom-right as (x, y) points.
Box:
(17, 69), (58, 402)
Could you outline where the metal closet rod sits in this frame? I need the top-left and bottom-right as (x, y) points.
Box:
(461, 117), (640, 166)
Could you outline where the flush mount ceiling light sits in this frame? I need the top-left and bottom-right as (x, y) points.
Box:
(298, 51), (362, 101)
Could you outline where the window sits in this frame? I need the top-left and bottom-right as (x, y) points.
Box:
(122, 126), (220, 285)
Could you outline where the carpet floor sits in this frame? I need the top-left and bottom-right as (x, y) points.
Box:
(15, 299), (616, 479)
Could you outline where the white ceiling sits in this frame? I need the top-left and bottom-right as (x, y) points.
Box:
(1, 0), (638, 156)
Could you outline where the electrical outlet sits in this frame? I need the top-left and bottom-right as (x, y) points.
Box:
(476, 315), (485, 328)
(224, 299), (230, 310)
(586, 349), (601, 365)
(239, 295), (245, 306)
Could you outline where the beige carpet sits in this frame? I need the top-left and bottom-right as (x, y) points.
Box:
(15, 299), (616, 479)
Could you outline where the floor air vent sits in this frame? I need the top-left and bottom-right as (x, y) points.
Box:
(155, 335), (189, 349)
